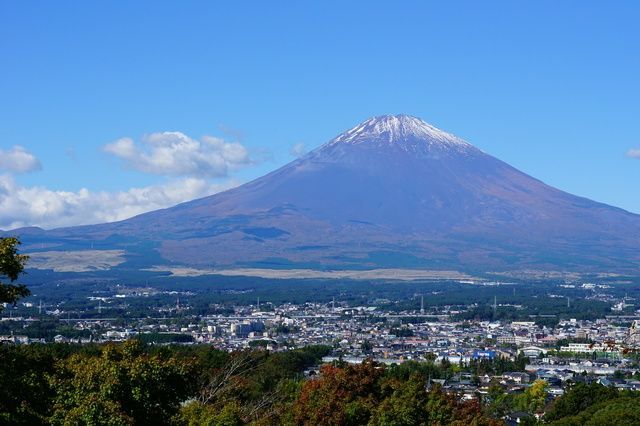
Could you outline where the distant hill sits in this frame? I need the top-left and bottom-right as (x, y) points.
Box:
(6, 115), (640, 275)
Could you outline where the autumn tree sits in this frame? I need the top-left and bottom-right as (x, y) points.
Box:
(293, 360), (384, 425)
(292, 361), (499, 426)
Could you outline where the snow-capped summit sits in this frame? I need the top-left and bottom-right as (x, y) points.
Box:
(328, 114), (475, 153)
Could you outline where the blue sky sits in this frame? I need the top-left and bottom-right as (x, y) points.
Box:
(1, 1), (639, 228)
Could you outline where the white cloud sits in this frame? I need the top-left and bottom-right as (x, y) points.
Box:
(627, 148), (640, 159)
(0, 146), (42, 174)
(0, 174), (239, 230)
(289, 142), (307, 157)
(103, 131), (251, 177)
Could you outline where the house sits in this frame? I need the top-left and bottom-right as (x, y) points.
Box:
(505, 411), (534, 425)
(503, 372), (530, 384)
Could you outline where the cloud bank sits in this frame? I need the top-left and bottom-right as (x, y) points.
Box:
(0, 174), (238, 230)
(0, 131), (254, 230)
(0, 146), (42, 174)
(103, 132), (251, 177)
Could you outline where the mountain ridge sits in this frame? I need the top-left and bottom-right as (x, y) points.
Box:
(6, 115), (640, 274)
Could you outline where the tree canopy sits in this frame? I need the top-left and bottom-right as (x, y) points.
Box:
(0, 237), (30, 308)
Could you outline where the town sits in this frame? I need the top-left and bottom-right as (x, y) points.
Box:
(3, 278), (640, 423)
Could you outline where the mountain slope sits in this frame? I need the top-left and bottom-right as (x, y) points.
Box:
(10, 115), (640, 273)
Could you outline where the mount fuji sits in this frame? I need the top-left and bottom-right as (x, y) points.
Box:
(8, 115), (640, 275)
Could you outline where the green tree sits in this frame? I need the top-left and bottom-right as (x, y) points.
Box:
(516, 379), (548, 414)
(369, 373), (427, 425)
(0, 344), (56, 425)
(179, 401), (243, 426)
(0, 237), (30, 309)
(581, 398), (640, 426)
(545, 382), (619, 422)
(49, 340), (196, 425)
(548, 397), (640, 426)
